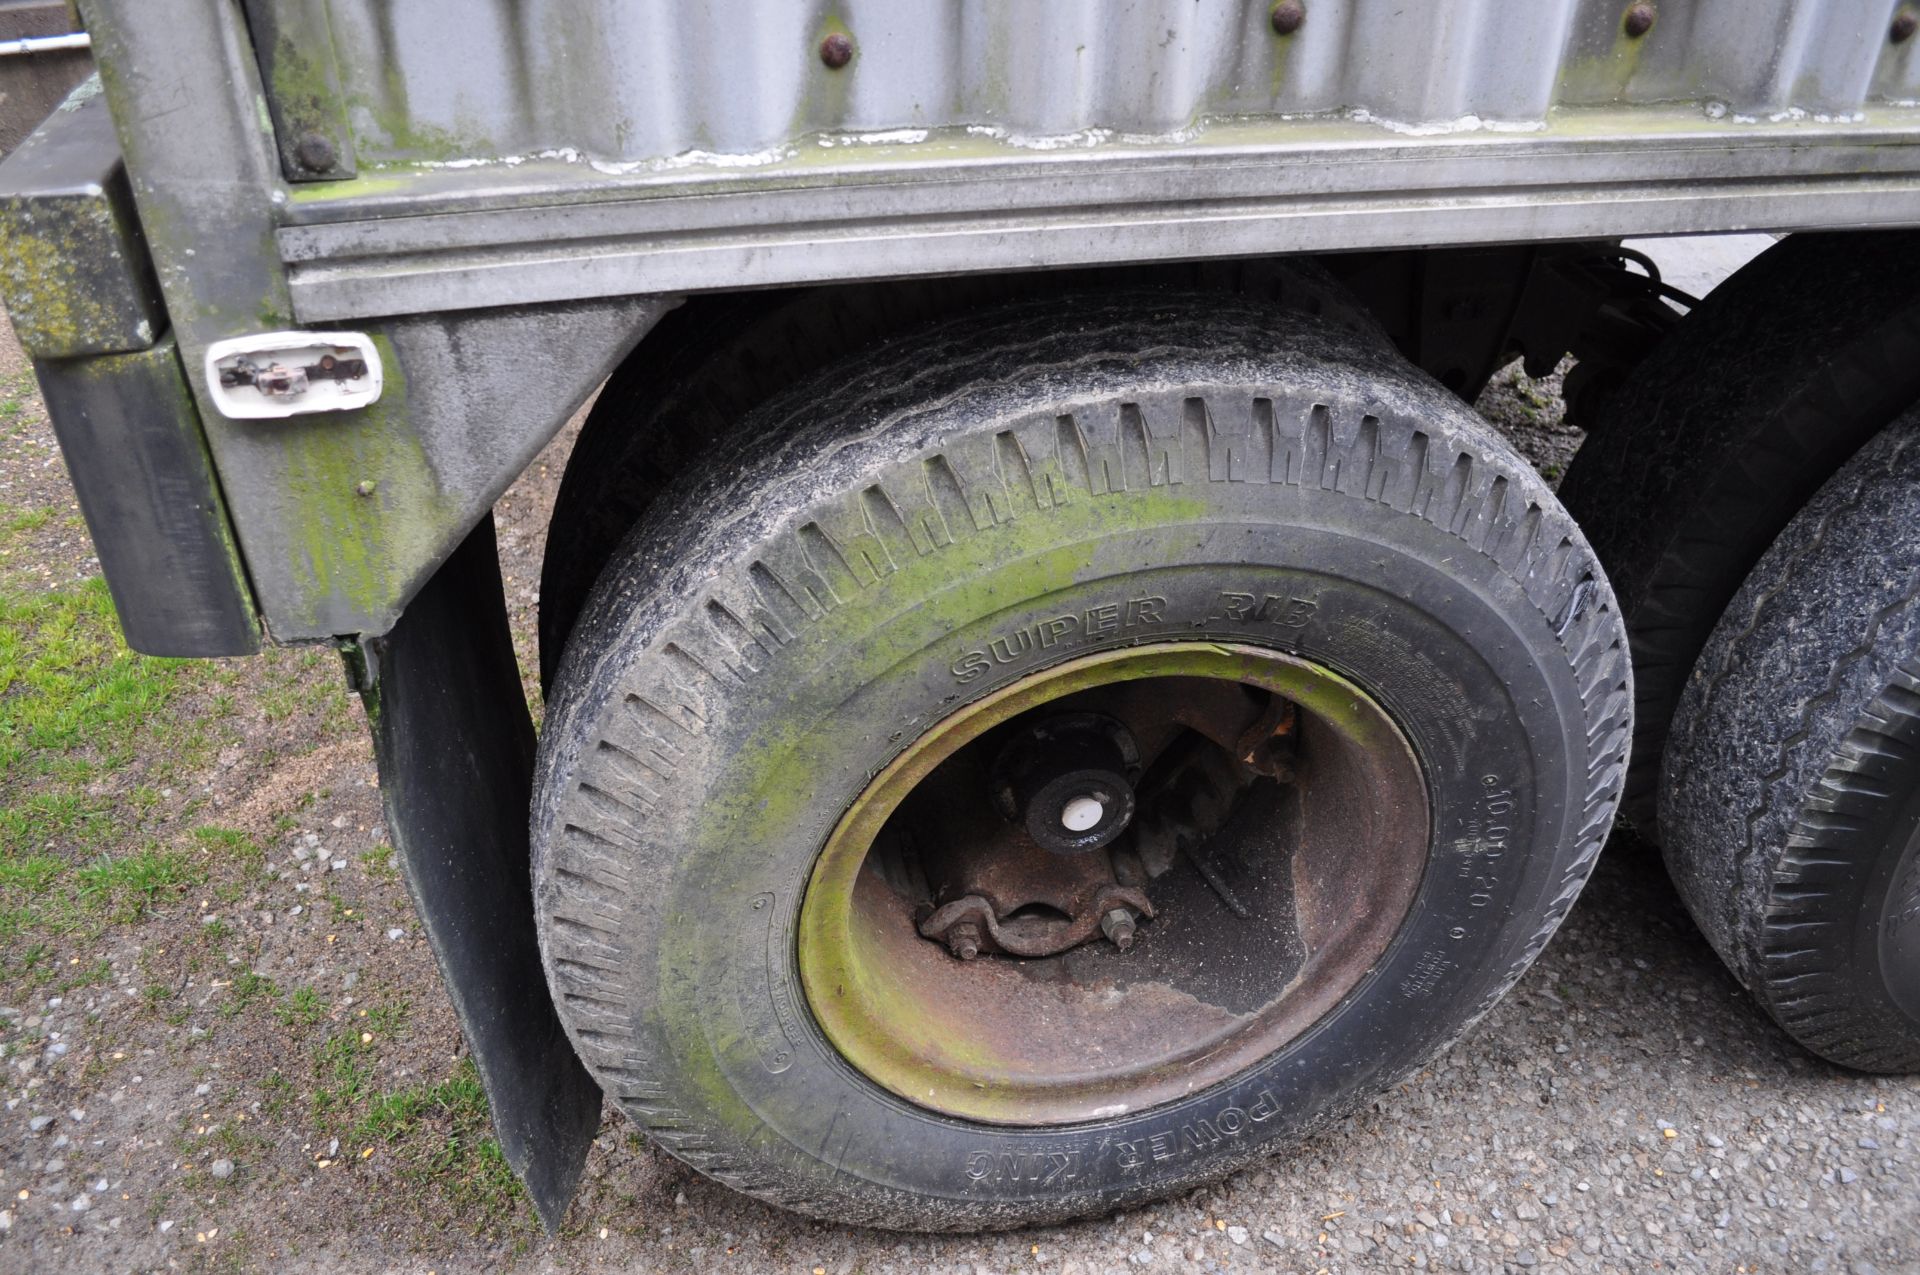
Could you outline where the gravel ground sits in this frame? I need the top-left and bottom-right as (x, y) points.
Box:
(2, 277), (1916, 1274)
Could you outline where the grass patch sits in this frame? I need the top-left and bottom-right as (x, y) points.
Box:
(192, 825), (263, 865)
(0, 854), (61, 893)
(314, 1027), (375, 1115)
(260, 1069), (294, 1120)
(0, 578), (187, 775)
(277, 984), (327, 1029)
(1, 791), (116, 863)
(58, 957), (111, 992)
(364, 998), (408, 1035)
(0, 578), (196, 902)
(222, 970), (278, 1019)
(354, 1058), (528, 1234)
(258, 646), (350, 726)
(2, 503), (50, 535)
(360, 844), (398, 881)
(0, 371), (40, 439)
(1, 941), (53, 991)
(74, 848), (198, 922)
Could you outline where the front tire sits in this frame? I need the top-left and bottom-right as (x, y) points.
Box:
(532, 291), (1630, 1229)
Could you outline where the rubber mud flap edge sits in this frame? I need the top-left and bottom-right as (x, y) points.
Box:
(355, 515), (603, 1232)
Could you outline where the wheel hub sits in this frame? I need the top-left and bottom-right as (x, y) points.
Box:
(991, 712), (1141, 856)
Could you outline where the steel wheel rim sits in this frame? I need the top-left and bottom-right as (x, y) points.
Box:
(797, 642), (1430, 1126)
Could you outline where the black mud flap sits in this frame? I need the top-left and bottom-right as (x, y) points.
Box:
(351, 516), (602, 1232)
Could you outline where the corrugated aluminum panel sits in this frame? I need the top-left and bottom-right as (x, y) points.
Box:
(317, 0), (1919, 167)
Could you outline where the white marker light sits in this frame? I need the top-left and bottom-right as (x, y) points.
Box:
(203, 330), (383, 419)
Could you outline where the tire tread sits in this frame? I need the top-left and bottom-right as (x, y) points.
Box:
(1660, 417), (1920, 1072)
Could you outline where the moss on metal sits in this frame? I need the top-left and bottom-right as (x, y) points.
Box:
(0, 84), (161, 358)
(263, 33), (337, 132)
(286, 170), (427, 203)
(349, 52), (491, 166)
(0, 210), (149, 356)
(1556, 6), (1658, 106)
(789, 12), (857, 141)
(273, 333), (456, 633)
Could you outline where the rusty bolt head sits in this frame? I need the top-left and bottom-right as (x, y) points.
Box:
(820, 32), (854, 69)
(355, 479), (378, 498)
(1895, 8), (1918, 43)
(947, 921), (981, 961)
(1270, 1), (1306, 36)
(1622, 3), (1656, 37)
(1100, 907), (1137, 952)
(294, 131), (337, 173)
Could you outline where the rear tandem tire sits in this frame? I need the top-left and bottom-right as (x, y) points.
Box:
(531, 292), (1631, 1229)
(1559, 232), (1920, 841)
(1659, 413), (1920, 1073)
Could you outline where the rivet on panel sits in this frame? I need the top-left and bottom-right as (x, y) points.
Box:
(1623, 4), (1656, 38)
(1270, 1), (1306, 36)
(355, 480), (378, 498)
(820, 32), (854, 69)
(294, 132), (337, 173)
(1894, 8), (1918, 43)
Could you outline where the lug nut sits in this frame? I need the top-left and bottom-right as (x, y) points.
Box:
(1100, 907), (1137, 952)
(1623, 3), (1655, 38)
(947, 921), (982, 961)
